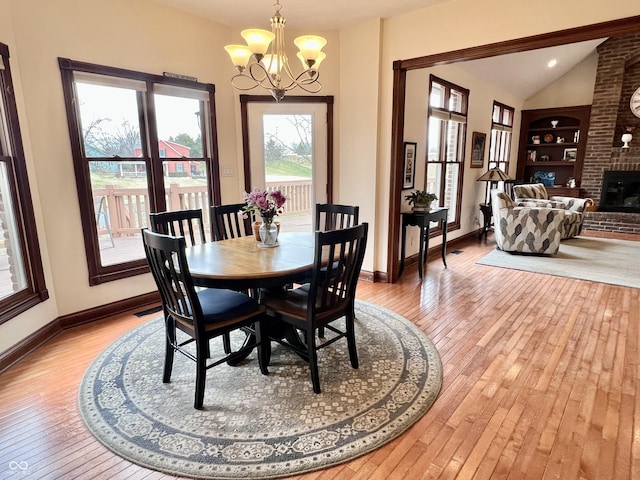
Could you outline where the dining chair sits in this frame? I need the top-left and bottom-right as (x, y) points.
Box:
(142, 228), (268, 409)
(315, 203), (359, 231)
(210, 203), (253, 241)
(261, 222), (368, 394)
(149, 209), (206, 246)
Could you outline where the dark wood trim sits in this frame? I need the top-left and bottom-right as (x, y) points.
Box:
(387, 15), (640, 283)
(387, 64), (407, 283)
(58, 58), (221, 286)
(398, 16), (640, 71)
(0, 291), (160, 373)
(239, 95), (335, 202)
(0, 43), (49, 324)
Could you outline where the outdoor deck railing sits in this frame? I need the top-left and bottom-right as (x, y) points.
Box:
(93, 179), (312, 237)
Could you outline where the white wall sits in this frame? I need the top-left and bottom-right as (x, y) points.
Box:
(0, 0), (340, 354)
(524, 52), (598, 110)
(367, 0), (639, 272)
(401, 64), (522, 259)
(1, 0), (638, 354)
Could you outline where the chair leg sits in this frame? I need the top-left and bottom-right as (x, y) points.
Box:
(163, 316), (176, 383)
(346, 312), (359, 369)
(222, 333), (231, 354)
(194, 343), (207, 410)
(254, 320), (269, 375)
(306, 328), (321, 394)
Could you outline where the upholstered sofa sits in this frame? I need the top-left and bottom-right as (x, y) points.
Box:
(512, 183), (593, 239)
(491, 189), (565, 255)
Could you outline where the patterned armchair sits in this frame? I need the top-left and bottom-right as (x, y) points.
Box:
(512, 183), (594, 239)
(491, 189), (565, 255)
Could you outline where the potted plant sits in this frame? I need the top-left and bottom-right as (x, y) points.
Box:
(404, 190), (438, 212)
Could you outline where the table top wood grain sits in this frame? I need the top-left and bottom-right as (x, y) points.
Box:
(185, 232), (316, 289)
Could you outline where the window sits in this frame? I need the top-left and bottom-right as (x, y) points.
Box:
(0, 43), (48, 323)
(487, 101), (514, 202)
(59, 59), (221, 285)
(426, 75), (468, 229)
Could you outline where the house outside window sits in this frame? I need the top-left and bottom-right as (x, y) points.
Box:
(0, 43), (48, 323)
(59, 59), (221, 285)
(487, 101), (515, 202)
(426, 75), (468, 229)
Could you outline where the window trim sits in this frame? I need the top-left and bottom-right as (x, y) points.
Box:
(0, 43), (49, 324)
(59, 58), (221, 285)
(426, 74), (468, 232)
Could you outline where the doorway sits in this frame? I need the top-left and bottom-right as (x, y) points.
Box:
(240, 95), (334, 232)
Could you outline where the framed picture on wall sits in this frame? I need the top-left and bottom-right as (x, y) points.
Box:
(402, 142), (417, 189)
(470, 131), (486, 168)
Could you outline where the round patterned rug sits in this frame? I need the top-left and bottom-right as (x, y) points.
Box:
(79, 300), (442, 479)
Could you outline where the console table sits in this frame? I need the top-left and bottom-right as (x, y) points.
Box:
(399, 208), (448, 280)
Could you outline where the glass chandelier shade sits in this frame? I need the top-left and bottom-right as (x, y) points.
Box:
(224, 1), (326, 101)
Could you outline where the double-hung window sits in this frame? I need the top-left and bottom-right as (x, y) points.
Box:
(59, 59), (221, 285)
(0, 43), (48, 323)
(426, 75), (468, 229)
(487, 101), (515, 202)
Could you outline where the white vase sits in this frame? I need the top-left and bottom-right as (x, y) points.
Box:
(259, 219), (279, 246)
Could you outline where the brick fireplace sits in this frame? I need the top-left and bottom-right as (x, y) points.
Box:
(581, 33), (640, 235)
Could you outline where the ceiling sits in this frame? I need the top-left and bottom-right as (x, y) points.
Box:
(148, 0), (605, 100)
(148, 0), (450, 30)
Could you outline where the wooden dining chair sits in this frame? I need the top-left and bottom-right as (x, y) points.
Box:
(149, 209), (206, 246)
(142, 228), (268, 409)
(261, 223), (368, 394)
(315, 203), (359, 231)
(210, 203), (253, 241)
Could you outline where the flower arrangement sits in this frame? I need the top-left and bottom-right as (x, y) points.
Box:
(242, 187), (286, 223)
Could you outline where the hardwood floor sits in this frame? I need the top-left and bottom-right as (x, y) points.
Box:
(1, 233), (639, 479)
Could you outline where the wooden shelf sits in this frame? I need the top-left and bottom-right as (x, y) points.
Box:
(516, 105), (591, 190)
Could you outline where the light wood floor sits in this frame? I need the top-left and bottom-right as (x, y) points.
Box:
(1, 233), (639, 479)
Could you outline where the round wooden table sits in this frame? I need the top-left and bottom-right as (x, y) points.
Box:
(184, 231), (316, 364)
(185, 232), (316, 290)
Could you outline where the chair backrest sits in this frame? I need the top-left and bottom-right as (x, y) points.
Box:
(210, 203), (253, 241)
(142, 228), (202, 333)
(149, 209), (206, 247)
(491, 189), (515, 211)
(513, 183), (549, 201)
(307, 223), (368, 320)
(315, 203), (359, 231)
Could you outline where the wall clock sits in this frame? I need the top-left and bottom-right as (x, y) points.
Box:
(631, 86), (640, 118)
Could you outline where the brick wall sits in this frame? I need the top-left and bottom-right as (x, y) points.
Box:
(582, 34), (640, 233)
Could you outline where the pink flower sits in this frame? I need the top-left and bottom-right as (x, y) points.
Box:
(242, 187), (286, 221)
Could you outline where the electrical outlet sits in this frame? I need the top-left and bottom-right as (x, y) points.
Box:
(474, 216), (480, 226)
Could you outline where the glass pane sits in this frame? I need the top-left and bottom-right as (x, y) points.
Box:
(444, 163), (460, 223)
(162, 160), (210, 241)
(445, 120), (460, 162)
(449, 90), (464, 113)
(76, 83), (142, 158)
(0, 161), (27, 300)
(90, 161), (148, 266)
(429, 83), (444, 108)
(427, 118), (441, 162)
(155, 95), (204, 158)
(426, 163), (441, 196)
(262, 114), (313, 232)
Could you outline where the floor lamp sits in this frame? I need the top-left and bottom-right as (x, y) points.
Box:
(476, 167), (513, 205)
(476, 167), (513, 240)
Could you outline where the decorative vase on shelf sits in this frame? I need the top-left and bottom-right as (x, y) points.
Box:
(259, 218), (279, 246)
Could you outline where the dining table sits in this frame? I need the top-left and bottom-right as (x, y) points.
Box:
(184, 231), (318, 363)
(184, 231), (316, 290)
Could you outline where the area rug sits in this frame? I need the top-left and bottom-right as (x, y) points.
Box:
(477, 236), (640, 289)
(79, 300), (442, 479)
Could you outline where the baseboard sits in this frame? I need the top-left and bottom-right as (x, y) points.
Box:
(400, 229), (481, 269)
(0, 291), (160, 374)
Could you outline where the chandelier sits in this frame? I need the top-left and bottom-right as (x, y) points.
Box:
(224, 1), (327, 102)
